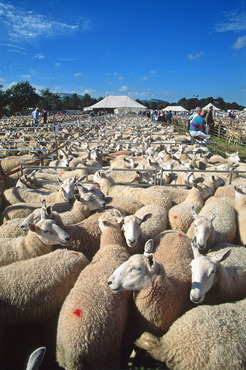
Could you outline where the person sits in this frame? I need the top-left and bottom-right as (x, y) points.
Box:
(32, 107), (39, 127)
(189, 109), (210, 144)
(205, 106), (214, 134)
(43, 109), (48, 124)
(187, 107), (201, 130)
(167, 110), (172, 124)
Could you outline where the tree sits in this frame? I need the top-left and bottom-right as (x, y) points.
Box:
(6, 81), (39, 114)
(0, 85), (8, 116)
(39, 89), (63, 111)
(80, 93), (97, 109)
(70, 93), (82, 110)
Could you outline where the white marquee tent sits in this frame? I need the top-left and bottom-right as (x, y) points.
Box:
(203, 103), (220, 111)
(162, 105), (188, 112)
(84, 95), (147, 113)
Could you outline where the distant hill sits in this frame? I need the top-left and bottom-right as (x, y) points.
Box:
(141, 99), (164, 103)
(59, 93), (83, 99)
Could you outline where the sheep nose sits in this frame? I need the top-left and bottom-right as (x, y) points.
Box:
(65, 236), (70, 242)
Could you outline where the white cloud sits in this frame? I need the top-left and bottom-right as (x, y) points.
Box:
(149, 70), (157, 74)
(141, 76), (148, 81)
(187, 51), (205, 60)
(214, 11), (246, 33)
(232, 35), (246, 49)
(74, 73), (83, 77)
(55, 63), (61, 67)
(119, 85), (128, 92)
(119, 76), (124, 81)
(83, 88), (96, 94)
(34, 53), (45, 59)
(0, 2), (90, 41)
(21, 75), (31, 79)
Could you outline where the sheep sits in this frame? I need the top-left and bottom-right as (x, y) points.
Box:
(136, 298), (246, 370)
(174, 163), (196, 188)
(56, 210), (132, 370)
(0, 197), (74, 224)
(0, 199), (53, 237)
(121, 212), (152, 254)
(105, 195), (144, 215)
(3, 176), (77, 206)
(0, 209), (70, 267)
(18, 193), (105, 234)
(108, 233), (193, 338)
(189, 238), (246, 304)
(234, 186), (246, 245)
(150, 185), (189, 205)
(133, 204), (168, 242)
(58, 192), (105, 226)
(187, 197), (237, 253)
(168, 183), (204, 233)
(93, 169), (172, 211)
(214, 184), (236, 199)
(49, 148), (70, 168)
(0, 249), (89, 326)
(186, 206), (217, 253)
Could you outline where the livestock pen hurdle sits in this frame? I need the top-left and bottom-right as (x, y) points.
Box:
(20, 164), (159, 187)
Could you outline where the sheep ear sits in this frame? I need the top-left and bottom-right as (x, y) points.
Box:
(191, 206), (198, 219)
(74, 194), (80, 201)
(28, 223), (38, 232)
(146, 253), (156, 271)
(144, 239), (154, 255)
(26, 347), (46, 370)
(41, 199), (46, 209)
(141, 213), (152, 224)
(211, 249), (231, 264)
(191, 237), (202, 259)
(46, 206), (52, 217)
(113, 209), (123, 223)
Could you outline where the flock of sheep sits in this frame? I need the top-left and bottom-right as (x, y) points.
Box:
(0, 114), (246, 370)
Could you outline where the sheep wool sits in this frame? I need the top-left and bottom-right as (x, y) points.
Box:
(0, 249), (89, 325)
(136, 299), (246, 370)
(56, 212), (132, 370)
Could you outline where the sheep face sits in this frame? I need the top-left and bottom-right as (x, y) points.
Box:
(108, 253), (157, 293)
(189, 249), (231, 304)
(191, 207), (217, 251)
(121, 214), (152, 248)
(59, 177), (76, 202)
(28, 219), (70, 246)
(79, 193), (105, 210)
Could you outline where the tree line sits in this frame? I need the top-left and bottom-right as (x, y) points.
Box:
(0, 81), (244, 117)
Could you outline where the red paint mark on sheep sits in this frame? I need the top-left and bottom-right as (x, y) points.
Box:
(153, 186), (159, 189)
(4, 222), (8, 226)
(179, 234), (183, 237)
(133, 202), (137, 204)
(73, 309), (83, 317)
(173, 216), (178, 219)
(72, 252), (80, 256)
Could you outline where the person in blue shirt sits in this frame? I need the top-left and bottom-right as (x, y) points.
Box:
(189, 109), (210, 144)
(187, 107), (201, 130)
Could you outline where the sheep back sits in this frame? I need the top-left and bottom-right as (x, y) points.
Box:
(0, 249), (89, 325)
(136, 299), (246, 370)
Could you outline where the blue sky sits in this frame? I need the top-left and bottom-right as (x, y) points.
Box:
(0, 0), (246, 105)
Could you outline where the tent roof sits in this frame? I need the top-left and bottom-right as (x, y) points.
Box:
(162, 105), (188, 112)
(85, 95), (147, 110)
(203, 103), (220, 110)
